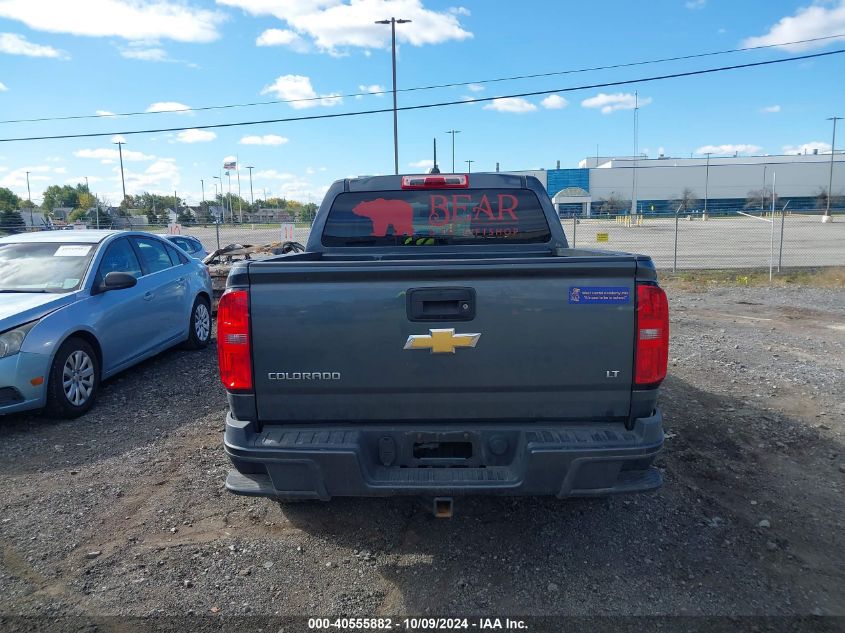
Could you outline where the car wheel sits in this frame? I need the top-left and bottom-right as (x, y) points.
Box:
(183, 296), (211, 350)
(44, 337), (99, 419)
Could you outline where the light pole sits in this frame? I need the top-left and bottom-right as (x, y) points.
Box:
(226, 171), (232, 223)
(246, 166), (255, 218)
(446, 130), (461, 172)
(824, 116), (842, 222)
(465, 159), (474, 173)
(200, 178), (205, 223)
(375, 17), (411, 176)
(113, 140), (127, 203)
(704, 152), (712, 219)
(25, 170), (32, 229)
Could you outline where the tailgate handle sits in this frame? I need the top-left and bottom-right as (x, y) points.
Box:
(407, 287), (475, 321)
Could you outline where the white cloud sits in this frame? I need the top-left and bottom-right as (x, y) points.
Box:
(239, 134), (289, 145)
(742, 1), (845, 51)
(483, 97), (537, 113)
(582, 92), (652, 114)
(0, 164), (53, 193)
(97, 110), (118, 117)
(541, 94), (568, 109)
(175, 129), (217, 143)
(217, 0), (472, 55)
(146, 101), (192, 114)
(0, 81), (7, 91)
(0, 0), (225, 43)
(761, 105), (781, 113)
(123, 157), (181, 194)
(74, 148), (155, 162)
(0, 32), (67, 58)
(254, 169), (296, 180)
(467, 83), (484, 92)
(695, 144), (762, 155)
(111, 134), (127, 143)
(357, 83), (385, 96)
(120, 42), (169, 62)
(256, 27), (309, 52)
(782, 141), (832, 155)
(685, 0), (706, 9)
(408, 159), (434, 170)
(260, 74), (342, 109)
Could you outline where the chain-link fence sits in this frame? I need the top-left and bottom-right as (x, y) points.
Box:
(1, 211), (843, 272)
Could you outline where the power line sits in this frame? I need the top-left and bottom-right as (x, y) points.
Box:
(2, 32), (844, 126)
(2, 48), (843, 143)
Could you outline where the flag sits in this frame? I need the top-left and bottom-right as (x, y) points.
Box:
(223, 160), (236, 170)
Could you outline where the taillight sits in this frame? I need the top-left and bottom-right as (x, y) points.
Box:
(217, 289), (252, 392)
(401, 174), (469, 189)
(635, 284), (669, 387)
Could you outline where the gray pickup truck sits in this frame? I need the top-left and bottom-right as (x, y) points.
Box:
(219, 173), (668, 508)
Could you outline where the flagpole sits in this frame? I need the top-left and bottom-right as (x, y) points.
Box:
(236, 156), (243, 223)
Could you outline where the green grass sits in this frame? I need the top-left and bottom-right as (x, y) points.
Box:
(662, 266), (845, 289)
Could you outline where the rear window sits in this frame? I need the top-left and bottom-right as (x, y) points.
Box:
(322, 189), (551, 247)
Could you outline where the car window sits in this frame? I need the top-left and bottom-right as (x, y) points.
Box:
(171, 237), (191, 251)
(165, 243), (188, 266)
(132, 237), (173, 275)
(0, 242), (97, 293)
(95, 239), (142, 286)
(187, 238), (203, 253)
(322, 189), (552, 247)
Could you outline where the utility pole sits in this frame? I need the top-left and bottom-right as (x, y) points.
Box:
(25, 170), (32, 229)
(375, 17), (411, 175)
(704, 152), (712, 219)
(824, 116), (842, 222)
(113, 141), (127, 203)
(446, 130), (461, 172)
(236, 159), (243, 223)
(465, 159), (474, 173)
(429, 138), (440, 173)
(227, 171), (232, 223)
(200, 179), (205, 223)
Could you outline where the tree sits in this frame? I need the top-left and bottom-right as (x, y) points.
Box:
(299, 202), (318, 223)
(68, 208), (88, 223)
(745, 189), (779, 212)
(673, 187), (699, 213)
(597, 193), (629, 215)
(42, 183), (87, 210)
(0, 209), (26, 234)
(814, 187), (844, 212)
(0, 187), (21, 212)
(77, 191), (96, 210)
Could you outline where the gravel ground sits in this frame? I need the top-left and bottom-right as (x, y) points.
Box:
(0, 281), (843, 628)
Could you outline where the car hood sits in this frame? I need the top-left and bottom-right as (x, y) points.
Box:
(0, 292), (78, 333)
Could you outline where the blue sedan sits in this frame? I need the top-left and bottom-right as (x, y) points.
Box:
(0, 230), (213, 418)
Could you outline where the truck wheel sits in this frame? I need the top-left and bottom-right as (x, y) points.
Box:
(183, 296), (211, 350)
(44, 337), (99, 419)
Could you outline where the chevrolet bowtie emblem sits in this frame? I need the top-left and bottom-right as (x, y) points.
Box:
(404, 328), (481, 354)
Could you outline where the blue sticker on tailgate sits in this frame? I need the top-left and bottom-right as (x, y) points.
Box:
(568, 286), (630, 304)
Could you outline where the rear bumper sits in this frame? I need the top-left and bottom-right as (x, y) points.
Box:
(224, 409), (664, 500)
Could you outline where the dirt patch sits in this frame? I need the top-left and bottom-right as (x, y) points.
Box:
(0, 284), (842, 626)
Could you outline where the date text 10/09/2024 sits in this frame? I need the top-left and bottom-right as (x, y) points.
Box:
(307, 618), (529, 630)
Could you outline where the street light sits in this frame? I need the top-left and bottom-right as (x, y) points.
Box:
(113, 140), (127, 203)
(465, 159), (475, 173)
(446, 130), (461, 172)
(375, 17), (412, 176)
(703, 152), (712, 219)
(824, 116), (842, 223)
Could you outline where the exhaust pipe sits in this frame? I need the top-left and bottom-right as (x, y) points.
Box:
(433, 497), (454, 518)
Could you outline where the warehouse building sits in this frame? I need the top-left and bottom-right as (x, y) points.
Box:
(514, 152), (844, 216)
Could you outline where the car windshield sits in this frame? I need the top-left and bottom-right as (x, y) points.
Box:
(0, 242), (96, 293)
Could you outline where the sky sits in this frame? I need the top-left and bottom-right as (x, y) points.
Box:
(0, 0), (844, 206)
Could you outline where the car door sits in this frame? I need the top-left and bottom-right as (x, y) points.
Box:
(89, 237), (153, 374)
(130, 236), (188, 345)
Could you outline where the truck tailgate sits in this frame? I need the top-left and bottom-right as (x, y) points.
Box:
(249, 257), (637, 423)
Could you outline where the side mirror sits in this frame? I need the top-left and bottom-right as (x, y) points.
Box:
(98, 271), (137, 293)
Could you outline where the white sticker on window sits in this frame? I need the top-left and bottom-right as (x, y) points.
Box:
(54, 245), (91, 257)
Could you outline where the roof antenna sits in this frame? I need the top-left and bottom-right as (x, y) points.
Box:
(429, 137), (441, 174)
